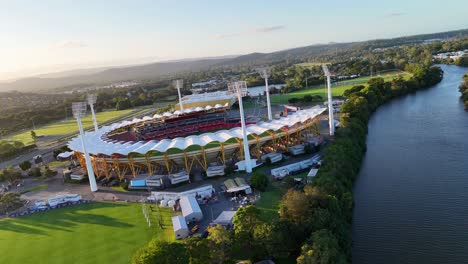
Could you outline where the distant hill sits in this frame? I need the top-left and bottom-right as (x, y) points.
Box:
(0, 28), (466, 93)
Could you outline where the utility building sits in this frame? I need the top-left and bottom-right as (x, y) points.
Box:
(179, 196), (203, 223)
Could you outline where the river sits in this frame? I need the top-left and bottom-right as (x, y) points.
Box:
(352, 65), (468, 264)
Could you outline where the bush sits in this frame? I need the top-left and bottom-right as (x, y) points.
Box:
(28, 167), (42, 178)
(120, 181), (129, 190)
(303, 95), (313, 102)
(288, 97), (300, 104)
(19, 160), (32, 171)
(44, 168), (58, 178)
(250, 172), (269, 192)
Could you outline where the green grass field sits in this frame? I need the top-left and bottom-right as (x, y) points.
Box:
(256, 181), (284, 221)
(270, 71), (412, 105)
(0, 202), (174, 264)
(7, 109), (136, 145)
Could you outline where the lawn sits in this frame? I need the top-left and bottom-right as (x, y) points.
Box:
(0, 202), (174, 264)
(8, 109), (136, 145)
(256, 181), (284, 221)
(270, 71), (412, 105)
(20, 184), (48, 194)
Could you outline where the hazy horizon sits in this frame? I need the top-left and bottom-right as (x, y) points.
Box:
(1, 0), (467, 81)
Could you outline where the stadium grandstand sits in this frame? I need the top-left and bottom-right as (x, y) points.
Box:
(68, 104), (326, 188)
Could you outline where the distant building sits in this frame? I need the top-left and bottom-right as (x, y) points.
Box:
(433, 50), (467, 60)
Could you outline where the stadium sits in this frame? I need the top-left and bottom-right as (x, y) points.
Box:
(68, 98), (326, 188)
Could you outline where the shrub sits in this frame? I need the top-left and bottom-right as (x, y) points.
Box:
(28, 167), (42, 178)
(120, 181), (129, 190)
(288, 97), (300, 104)
(303, 95), (313, 102)
(44, 168), (58, 178)
(19, 160), (32, 171)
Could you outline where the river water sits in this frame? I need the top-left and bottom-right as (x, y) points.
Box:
(352, 65), (468, 264)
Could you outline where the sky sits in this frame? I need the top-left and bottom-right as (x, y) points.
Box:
(1, 0), (467, 80)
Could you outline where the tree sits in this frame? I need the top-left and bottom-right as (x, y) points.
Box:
(132, 240), (189, 264)
(0, 192), (23, 215)
(253, 221), (303, 260)
(116, 98), (132, 110)
(19, 160), (32, 171)
(207, 225), (233, 263)
(184, 237), (211, 264)
(279, 189), (309, 225)
(30, 130), (37, 143)
(233, 206), (261, 249)
(0, 167), (21, 184)
(296, 229), (347, 264)
(250, 172), (269, 192)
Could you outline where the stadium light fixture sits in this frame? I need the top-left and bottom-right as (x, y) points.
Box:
(256, 67), (273, 120)
(173, 79), (184, 110)
(228, 81), (252, 173)
(87, 94), (99, 132)
(72, 102), (98, 192)
(322, 64), (334, 136)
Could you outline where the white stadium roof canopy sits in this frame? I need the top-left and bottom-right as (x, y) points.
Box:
(68, 106), (326, 156)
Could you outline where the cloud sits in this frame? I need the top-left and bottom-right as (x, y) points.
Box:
(253, 25), (285, 33)
(386, 12), (407, 17)
(53, 40), (87, 49)
(215, 25), (286, 39)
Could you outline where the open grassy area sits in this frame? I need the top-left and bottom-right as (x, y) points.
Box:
(270, 71), (412, 105)
(20, 184), (48, 194)
(256, 181), (284, 221)
(0, 202), (174, 264)
(7, 109), (137, 145)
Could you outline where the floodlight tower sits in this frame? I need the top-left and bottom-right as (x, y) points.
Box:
(87, 94), (99, 132)
(322, 64), (335, 136)
(228, 81), (252, 173)
(174, 79), (184, 110)
(72, 102), (98, 192)
(256, 67), (272, 120)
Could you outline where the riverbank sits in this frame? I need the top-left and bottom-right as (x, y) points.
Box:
(459, 71), (468, 110)
(301, 65), (444, 261)
(352, 65), (468, 263)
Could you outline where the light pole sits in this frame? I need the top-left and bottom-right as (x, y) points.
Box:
(322, 64), (335, 136)
(72, 102), (98, 192)
(228, 81), (252, 173)
(87, 94), (99, 132)
(174, 79), (184, 110)
(256, 67), (272, 120)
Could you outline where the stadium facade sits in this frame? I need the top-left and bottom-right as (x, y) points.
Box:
(68, 104), (326, 181)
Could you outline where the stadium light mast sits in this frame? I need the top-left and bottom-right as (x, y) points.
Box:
(72, 102), (98, 192)
(322, 64), (334, 136)
(228, 81), (252, 173)
(87, 94), (99, 132)
(256, 67), (273, 120)
(174, 79), (184, 110)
